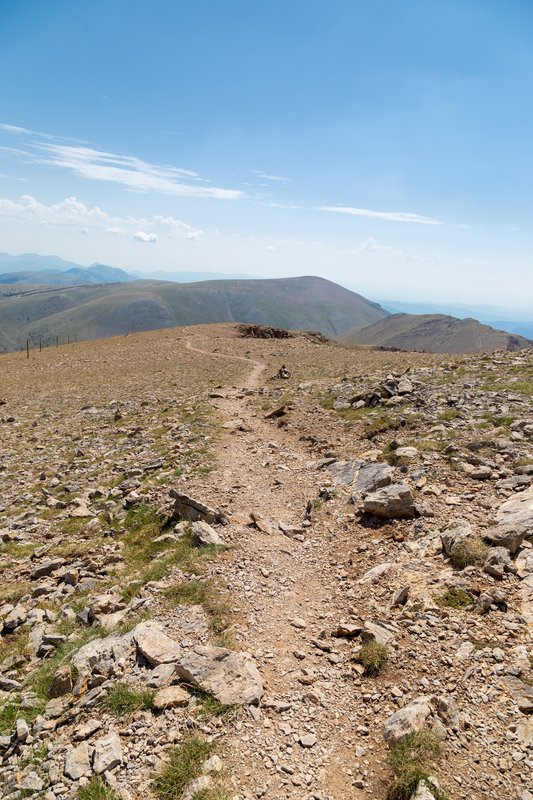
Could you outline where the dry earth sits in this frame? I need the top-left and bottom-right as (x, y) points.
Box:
(0, 324), (532, 800)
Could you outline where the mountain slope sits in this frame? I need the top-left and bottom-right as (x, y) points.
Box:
(341, 313), (533, 353)
(0, 264), (134, 286)
(0, 275), (388, 351)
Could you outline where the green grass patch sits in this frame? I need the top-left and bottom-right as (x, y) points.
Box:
(101, 681), (154, 715)
(27, 624), (106, 705)
(481, 380), (533, 398)
(448, 538), (488, 569)
(388, 730), (444, 800)
(164, 578), (231, 639)
(355, 642), (388, 676)
(77, 777), (119, 800)
(435, 587), (474, 609)
(154, 736), (215, 799)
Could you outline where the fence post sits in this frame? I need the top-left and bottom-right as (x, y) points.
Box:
(56, 336), (59, 348)
(39, 336), (42, 353)
(26, 339), (29, 359)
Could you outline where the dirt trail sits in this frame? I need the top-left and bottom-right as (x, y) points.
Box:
(184, 334), (369, 799)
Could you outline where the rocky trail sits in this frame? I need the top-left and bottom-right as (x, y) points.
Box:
(0, 324), (532, 800)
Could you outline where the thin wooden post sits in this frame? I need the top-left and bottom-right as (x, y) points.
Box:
(67, 332), (70, 345)
(26, 339), (29, 359)
(56, 336), (59, 348)
(39, 336), (42, 353)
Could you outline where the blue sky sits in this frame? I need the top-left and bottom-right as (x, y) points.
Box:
(0, 0), (532, 308)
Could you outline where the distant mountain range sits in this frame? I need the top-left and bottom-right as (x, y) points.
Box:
(0, 275), (388, 352)
(0, 252), (531, 355)
(342, 313), (533, 353)
(0, 252), (133, 286)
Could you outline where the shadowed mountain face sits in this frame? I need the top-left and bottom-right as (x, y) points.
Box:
(341, 313), (533, 353)
(0, 275), (388, 351)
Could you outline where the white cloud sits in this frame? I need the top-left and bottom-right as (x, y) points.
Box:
(79, 226), (89, 235)
(250, 170), (290, 183)
(0, 124), (244, 200)
(320, 205), (440, 225)
(133, 231), (158, 243)
(0, 193), (203, 241)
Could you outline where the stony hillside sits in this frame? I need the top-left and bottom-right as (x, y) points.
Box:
(0, 324), (531, 800)
(342, 313), (533, 354)
(0, 276), (388, 352)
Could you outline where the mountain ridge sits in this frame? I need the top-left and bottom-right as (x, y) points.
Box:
(342, 312), (533, 353)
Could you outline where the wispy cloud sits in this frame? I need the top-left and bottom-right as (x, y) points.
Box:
(0, 123), (244, 200)
(250, 170), (290, 183)
(0, 194), (203, 240)
(320, 205), (440, 225)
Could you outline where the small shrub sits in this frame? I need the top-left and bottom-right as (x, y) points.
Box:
(165, 579), (231, 637)
(154, 736), (214, 799)
(435, 587), (473, 609)
(356, 642), (388, 676)
(449, 538), (488, 569)
(77, 777), (119, 800)
(387, 730), (443, 800)
(102, 682), (154, 715)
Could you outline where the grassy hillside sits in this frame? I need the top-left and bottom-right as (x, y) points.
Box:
(0, 275), (388, 351)
(341, 313), (533, 353)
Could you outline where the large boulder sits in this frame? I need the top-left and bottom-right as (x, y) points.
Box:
(175, 644), (263, 706)
(484, 486), (533, 553)
(351, 462), (393, 501)
(363, 483), (416, 519)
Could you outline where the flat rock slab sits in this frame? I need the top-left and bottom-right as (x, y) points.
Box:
(327, 460), (361, 486)
(351, 462), (393, 501)
(92, 732), (122, 774)
(133, 620), (182, 666)
(153, 685), (190, 710)
(64, 741), (91, 780)
(175, 644), (263, 706)
(486, 486), (533, 553)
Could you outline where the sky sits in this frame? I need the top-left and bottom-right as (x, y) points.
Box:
(0, 0), (532, 309)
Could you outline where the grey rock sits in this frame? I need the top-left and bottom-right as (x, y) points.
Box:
(384, 696), (434, 746)
(359, 562), (393, 584)
(190, 520), (225, 547)
(92, 732), (123, 774)
(483, 546), (514, 579)
(169, 489), (227, 525)
(48, 664), (73, 698)
(16, 718), (30, 742)
(175, 644), (263, 706)
(440, 520), (473, 555)
(133, 620), (181, 666)
(64, 741), (91, 780)
(153, 685), (190, 710)
(327, 460), (360, 486)
(31, 559), (65, 580)
(146, 663), (176, 688)
(351, 462), (393, 501)
(361, 620), (395, 646)
(485, 486), (533, 553)
(20, 772), (44, 792)
(363, 483), (416, 519)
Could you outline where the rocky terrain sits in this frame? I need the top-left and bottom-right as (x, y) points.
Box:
(0, 324), (532, 800)
(342, 313), (533, 354)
